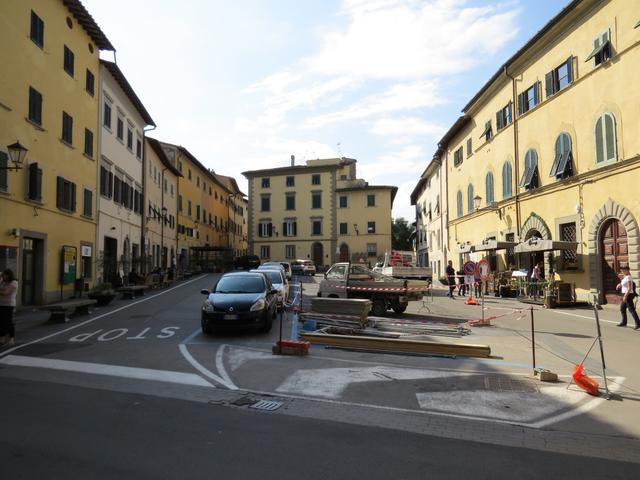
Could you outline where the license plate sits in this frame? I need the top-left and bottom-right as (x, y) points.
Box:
(224, 314), (239, 320)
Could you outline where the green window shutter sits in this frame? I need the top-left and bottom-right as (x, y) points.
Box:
(496, 111), (503, 130)
(517, 92), (525, 116)
(0, 152), (8, 190)
(604, 113), (616, 161)
(595, 117), (604, 163)
(71, 182), (77, 212)
(56, 176), (64, 208)
(545, 71), (554, 97)
(566, 56), (573, 83)
(282, 222), (287, 236)
(535, 82), (541, 104)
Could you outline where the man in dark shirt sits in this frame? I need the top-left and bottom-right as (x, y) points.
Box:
(446, 260), (456, 299)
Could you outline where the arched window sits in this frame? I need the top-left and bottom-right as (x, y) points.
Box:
(502, 162), (512, 199)
(467, 184), (474, 213)
(485, 172), (494, 205)
(595, 112), (617, 164)
(456, 190), (463, 218)
(520, 149), (539, 190)
(550, 132), (573, 178)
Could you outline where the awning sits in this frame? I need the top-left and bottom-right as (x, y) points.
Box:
(455, 243), (475, 254)
(514, 238), (578, 254)
(474, 239), (518, 252)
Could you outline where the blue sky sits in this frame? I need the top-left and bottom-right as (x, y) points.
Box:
(83, 0), (569, 220)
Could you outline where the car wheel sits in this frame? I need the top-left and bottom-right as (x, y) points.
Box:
(392, 302), (408, 314)
(201, 317), (212, 335)
(370, 298), (387, 317)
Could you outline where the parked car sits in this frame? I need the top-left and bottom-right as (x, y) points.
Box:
(200, 272), (278, 334)
(234, 255), (260, 270)
(260, 262), (287, 279)
(291, 261), (304, 276)
(278, 262), (292, 280)
(301, 260), (316, 276)
(251, 269), (288, 310)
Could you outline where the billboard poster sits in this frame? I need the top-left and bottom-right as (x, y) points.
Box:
(61, 245), (77, 285)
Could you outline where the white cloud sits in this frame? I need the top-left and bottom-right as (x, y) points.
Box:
(371, 117), (445, 139)
(359, 145), (427, 181)
(245, 71), (302, 95)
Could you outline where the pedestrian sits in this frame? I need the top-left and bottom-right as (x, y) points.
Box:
(0, 269), (18, 346)
(446, 260), (456, 299)
(457, 269), (466, 296)
(616, 266), (640, 330)
(530, 262), (542, 299)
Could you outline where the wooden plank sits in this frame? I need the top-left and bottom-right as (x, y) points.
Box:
(299, 332), (491, 358)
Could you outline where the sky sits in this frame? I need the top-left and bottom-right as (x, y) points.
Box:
(82, 0), (570, 221)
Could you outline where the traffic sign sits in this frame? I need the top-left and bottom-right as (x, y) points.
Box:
(463, 261), (476, 275)
(477, 259), (491, 281)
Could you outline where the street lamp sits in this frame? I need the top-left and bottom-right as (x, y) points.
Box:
(3, 141), (28, 171)
(473, 195), (482, 211)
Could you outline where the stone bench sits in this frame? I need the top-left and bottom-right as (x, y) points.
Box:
(39, 299), (98, 323)
(117, 285), (149, 300)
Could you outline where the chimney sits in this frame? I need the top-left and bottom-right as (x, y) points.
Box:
(290, 154), (295, 167)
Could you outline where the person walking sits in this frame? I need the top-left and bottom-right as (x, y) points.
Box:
(446, 260), (456, 299)
(530, 262), (542, 299)
(457, 269), (466, 296)
(0, 269), (18, 346)
(616, 266), (640, 330)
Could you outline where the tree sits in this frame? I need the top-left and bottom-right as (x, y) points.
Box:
(392, 217), (413, 250)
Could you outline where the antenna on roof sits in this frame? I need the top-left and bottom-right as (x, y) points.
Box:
(337, 142), (342, 158)
(290, 154), (295, 167)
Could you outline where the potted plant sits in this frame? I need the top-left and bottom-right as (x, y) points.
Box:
(88, 282), (116, 306)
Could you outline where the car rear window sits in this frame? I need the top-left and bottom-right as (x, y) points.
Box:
(264, 271), (282, 283)
(215, 275), (264, 294)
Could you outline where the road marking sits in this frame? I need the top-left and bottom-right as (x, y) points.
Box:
(0, 355), (214, 388)
(0, 275), (206, 359)
(216, 344), (237, 389)
(550, 309), (618, 325)
(178, 329), (238, 390)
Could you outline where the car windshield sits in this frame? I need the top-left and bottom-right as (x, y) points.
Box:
(215, 275), (265, 294)
(263, 271), (282, 284)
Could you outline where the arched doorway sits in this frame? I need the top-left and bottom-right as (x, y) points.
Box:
(339, 243), (349, 262)
(312, 242), (323, 267)
(600, 219), (628, 304)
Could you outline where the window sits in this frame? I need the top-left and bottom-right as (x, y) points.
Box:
(312, 192), (321, 209)
(367, 194), (375, 207)
(86, 70), (95, 96)
(285, 193), (295, 210)
(286, 176), (295, 187)
(258, 221), (272, 237)
(261, 194), (270, 212)
(56, 176), (76, 212)
(339, 223), (348, 235)
(520, 149), (539, 190)
(27, 163), (42, 201)
(550, 133), (573, 179)
(485, 172), (494, 205)
(586, 30), (611, 67)
(83, 189), (92, 217)
(0, 152), (7, 191)
(188, 200), (192, 216)
(339, 196), (347, 208)
(178, 194), (182, 212)
(28, 87), (42, 125)
(367, 243), (377, 257)
(260, 245), (270, 259)
(103, 102), (112, 129)
(30, 10), (44, 48)
(283, 219), (297, 237)
(453, 146), (463, 167)
(261, 178), (270, 188)
(367, 221), (376, 234)
(136, 139), (142, 159)
(285, 245), (296, 259)
(196, 205), (201, 222)
(480, 120), (493, 142)
(502, 162), (513, 199)
(545, 57), (573, 97)
(99, 166), (112, 198)
(466, 138), (472, 157)
(560, 222), (578, 270)
(62, 111), (73, 144)
(517, 82), (540, 115)
(188, 169), (192, 180)
(467, 184), (474, 213)
(63, 45), (74, 77)
(595, 112), (617, 164)
(82, 129), (93, 157)
(312, 219), (322, 235)
(127, 127), (133, 151)
(116, 115), (124, 140)
(496, 102), (512, 130)
(456, 190), (463, 218)
(312, 174), (321, 185)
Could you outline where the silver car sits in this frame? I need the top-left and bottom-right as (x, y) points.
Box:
(251, 269), (288, 310)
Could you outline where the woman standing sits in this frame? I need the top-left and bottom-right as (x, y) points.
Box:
(0, 269), (18, 345)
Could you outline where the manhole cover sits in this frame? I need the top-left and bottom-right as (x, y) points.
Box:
(249, 400), (283, 411)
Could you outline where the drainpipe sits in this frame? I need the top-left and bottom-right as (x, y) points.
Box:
(504, 65), (521, 240)
(142, 125), (156, 275)
(441, 146), (449, 267)
(96, 66), (104, 284)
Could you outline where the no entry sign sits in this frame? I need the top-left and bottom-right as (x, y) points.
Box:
(477, 259), (491, 281)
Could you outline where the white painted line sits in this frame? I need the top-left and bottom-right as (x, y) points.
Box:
(550, 309), (618, 325)
(178, 329), (238, 390)
(216, 344), (237, 389)
(0, 275), (207, 359)
(0, 355), (214, 387)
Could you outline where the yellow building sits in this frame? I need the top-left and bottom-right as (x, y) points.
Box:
(159, 142), (232, 271)
(442, 0), (640, 304)
(145, 137), (181, 271)
(243, 157), (395, 268)
(216, 174), (248, 257)
(0, 0), (114, 304)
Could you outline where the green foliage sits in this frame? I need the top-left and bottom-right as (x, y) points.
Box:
(392, 217), (413, 250)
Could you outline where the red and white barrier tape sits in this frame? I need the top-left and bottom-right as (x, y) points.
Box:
(335, 285), (427, 292)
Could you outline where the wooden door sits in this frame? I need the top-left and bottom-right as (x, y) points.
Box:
(312, 242), (323, 267)
(601, 219), (628, 304)
(339, 244), (349, 262)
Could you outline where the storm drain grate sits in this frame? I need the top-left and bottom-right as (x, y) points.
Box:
(249, 400), (283, 411)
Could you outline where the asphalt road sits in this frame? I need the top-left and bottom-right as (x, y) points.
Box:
(2, 376), (638, 480)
